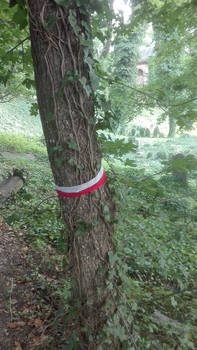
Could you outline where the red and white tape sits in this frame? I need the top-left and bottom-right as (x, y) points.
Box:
(55, 167), (106, 198)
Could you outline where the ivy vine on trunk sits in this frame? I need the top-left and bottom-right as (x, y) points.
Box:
(28, 0), (115, 346)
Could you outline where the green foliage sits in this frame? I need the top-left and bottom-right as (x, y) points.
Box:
(0, 132), (46, 156)
(0, 1), (33, 102)
(0, 133), (66, 252)
(164, 154), (197, 173)
(109, 29), (143, 130)
(29, 102), (39, 116)
(12, 4), (28, 30)
(98, 132), (137, 169)
(1, 166), (65, 250)
(103, 162), (197, 349)
(100, 134), (136, 158)
(130, 0), (197, 131)
(68, 138), (79, 151)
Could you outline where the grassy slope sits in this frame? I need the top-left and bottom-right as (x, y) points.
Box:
(0, 96), (42, 136)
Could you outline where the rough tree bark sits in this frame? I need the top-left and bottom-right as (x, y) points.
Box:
(28, 0), (114, 343)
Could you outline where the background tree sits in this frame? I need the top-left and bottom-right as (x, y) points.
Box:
(147, 19), (197, 137)
(100, 0), (114, 58)
(130, 0), (197, 135)
(0, 0), (34, 101)
(110, 29), (142, 132)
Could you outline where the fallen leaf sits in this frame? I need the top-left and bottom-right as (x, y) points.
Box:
(21, 246), (28, 254)
(14, 340), (22, 350)
(27, 319), (34, 326)
(30, 333), (40, 344)
(40, 334), (47, 341)
(34, 318), (42, 327)
(22, 307), (33, 314)
(28, 318), (42, 327)
(9, 321), (26, 329)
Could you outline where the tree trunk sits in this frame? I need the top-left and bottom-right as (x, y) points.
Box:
(28, 0), (114, 342)
(168, 115), (176, 138)
(101, 0), (114, 58)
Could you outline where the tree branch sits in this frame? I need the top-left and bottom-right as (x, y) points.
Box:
(0, 18), (15, 25)
(99, 74), (197, 113)
(3, 36), (30, 58)
(98, 74), (167, 111)
(0, 83), (23, 103)
(168, 96), (197, 107)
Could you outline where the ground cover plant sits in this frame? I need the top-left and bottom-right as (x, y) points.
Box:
(111, 166), (197, 349)
(0, 132), (197, 348)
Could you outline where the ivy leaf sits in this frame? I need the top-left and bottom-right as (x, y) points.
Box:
(55, 156), (64, 167)
(30, 103), (39, 117)
(68, 10), (80, 35)
(84, 57), (97, 93)
(103, 205), (109, 213)
(68, 139), (79, 151)
(81, 20), (90, 33)
(89, 69), (99, 91)
(87, 118), (95, 125)
(45, 15), (57, 31)
(104, 214), (111, 222)
(68, 157), (75, 165)
(45, 112), (55, 121)
(76, 164), (84, 170)
(171, 296), (177, 307)
(53, 145), (63, 152)
(108, 251), (118, 265)
(75, 222), (91, 237)
(79, 76), (92, 96)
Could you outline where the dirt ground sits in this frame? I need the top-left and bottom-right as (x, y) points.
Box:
(0, 222), (38, 349)
(0, 222), (65, 350)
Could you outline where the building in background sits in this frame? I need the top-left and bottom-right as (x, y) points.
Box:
(137, 45), (153, 86)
